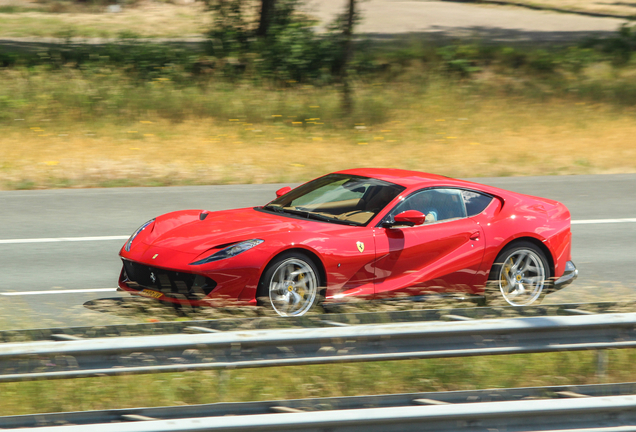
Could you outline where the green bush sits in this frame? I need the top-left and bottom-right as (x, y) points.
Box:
(253, 20), (336, 82)
(527, 49), (556, 74)
(582, 24), (636, 66)
(558, 46), (597, 75)
(202, 0), (356, 83)
(437, 45), (481, 77)
(498, 47), (527, 69)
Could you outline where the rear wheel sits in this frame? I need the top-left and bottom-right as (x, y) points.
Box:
(258, 252), (322, 317)
(486, 241), (551, 306)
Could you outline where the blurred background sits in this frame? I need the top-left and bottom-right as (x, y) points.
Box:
(1, 0), (635, 187)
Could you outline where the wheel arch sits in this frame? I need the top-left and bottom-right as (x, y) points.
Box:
(498, 236), (555, 279)
(257, 247), (327, 293)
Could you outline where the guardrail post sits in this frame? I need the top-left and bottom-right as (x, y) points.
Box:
(217, 369), (230, 401)
(596, 350), (608, 379)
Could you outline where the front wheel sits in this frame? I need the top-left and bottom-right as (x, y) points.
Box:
(486, 241), (551, 306)
(258, 252), (322, 317)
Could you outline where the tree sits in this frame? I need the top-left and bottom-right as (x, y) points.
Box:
(257, 0), (277, 37)
(341, 0), (356, 115)
(203, 0), (363, 89)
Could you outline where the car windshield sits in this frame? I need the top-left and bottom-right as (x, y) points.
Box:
(263, 174), (405, 226)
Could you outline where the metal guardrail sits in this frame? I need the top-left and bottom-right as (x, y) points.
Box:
(0, 301), (625, 343)
(3, 382), (636, 429)
(2, 312), (636, 383)
(7, 393), (636, 431)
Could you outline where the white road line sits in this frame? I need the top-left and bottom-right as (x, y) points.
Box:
(0, 236), (129, 245)
(0, 217), (634, 246)
(571, 218), (636, 225)
(0, 218), (634, 297)
(0, 288), (118, 296)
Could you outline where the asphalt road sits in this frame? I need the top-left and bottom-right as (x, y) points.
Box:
(1, 174), (635, 328)
(305, 0), (627, 42)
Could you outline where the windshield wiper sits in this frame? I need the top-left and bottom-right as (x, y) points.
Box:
(264, 206), (358, 225)
(281, 208), (339, 222)
(263, 204), (284, 213)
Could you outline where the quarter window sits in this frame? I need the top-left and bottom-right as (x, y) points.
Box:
(461, 190), (493, 216)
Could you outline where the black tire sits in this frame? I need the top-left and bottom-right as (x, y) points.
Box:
(485, 241), (551, 307)
(257, 252), (323, 317)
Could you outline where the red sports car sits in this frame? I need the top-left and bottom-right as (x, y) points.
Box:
(118, 169), (577, 316)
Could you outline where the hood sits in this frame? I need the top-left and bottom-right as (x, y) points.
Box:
(142, 207), (320, 255)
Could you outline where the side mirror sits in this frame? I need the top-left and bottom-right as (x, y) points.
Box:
(393, 210), (426, 227)
(276, 186), (292, 198)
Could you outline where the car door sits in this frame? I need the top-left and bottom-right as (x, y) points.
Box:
(373, 188), (486, 297)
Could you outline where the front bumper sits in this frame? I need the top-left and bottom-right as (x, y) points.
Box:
(118, 261), (217, 305)
(553, 260), (578, 291)
(118, 257), (261, 306)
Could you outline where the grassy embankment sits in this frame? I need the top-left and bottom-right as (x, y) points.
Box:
(2, 38), (636, 189)
(1, 3), (636, 189)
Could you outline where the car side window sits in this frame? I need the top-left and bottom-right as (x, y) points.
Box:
(384, 188), (467, 224)
(461, 190), (493, 216)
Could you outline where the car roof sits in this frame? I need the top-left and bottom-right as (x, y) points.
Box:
(335, 168), (462, 188)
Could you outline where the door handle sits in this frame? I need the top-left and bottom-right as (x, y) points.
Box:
(469, 231), (480, 241)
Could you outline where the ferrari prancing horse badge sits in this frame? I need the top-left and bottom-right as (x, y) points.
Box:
(356, 241), (364, 253)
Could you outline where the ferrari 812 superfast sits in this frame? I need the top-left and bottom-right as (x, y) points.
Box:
(118, 169), (578, 316)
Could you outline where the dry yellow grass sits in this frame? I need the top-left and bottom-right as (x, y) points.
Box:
(493, 0), (636, 17)
(2, 96), (635, 189)
(0, 1), (210, 38)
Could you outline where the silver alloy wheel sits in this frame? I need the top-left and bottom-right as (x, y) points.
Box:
(268, 258), (318, 317)
(497, 249), (546, 306)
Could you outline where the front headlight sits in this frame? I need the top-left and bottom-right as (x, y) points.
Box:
(189, 239), (264, 265)
(124, 219), (155, 252)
